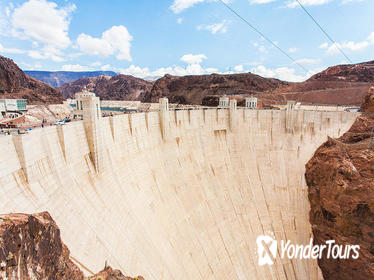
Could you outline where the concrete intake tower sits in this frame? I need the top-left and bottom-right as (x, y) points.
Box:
(0, 93), (358, 279)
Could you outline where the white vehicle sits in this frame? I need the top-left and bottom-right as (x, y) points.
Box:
(54, 120), (65, 125)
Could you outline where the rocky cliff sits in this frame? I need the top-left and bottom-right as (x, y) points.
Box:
(308, 61), (374, 83)
(143, 73), (288, 105)
(0, 56), (64, 104)
(0, 212), (83, 279)
(89, 267), (144, 280)
(58, 75), (153, 100)
(305, 87), (374, 279)
(0, 212), (143, 280)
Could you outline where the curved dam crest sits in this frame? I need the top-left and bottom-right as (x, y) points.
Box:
(0, 107), (358, 279)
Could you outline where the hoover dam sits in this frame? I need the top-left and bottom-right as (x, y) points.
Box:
(0, 96), (359, 279)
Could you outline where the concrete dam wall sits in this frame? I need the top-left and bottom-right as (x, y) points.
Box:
(0, 107), (358, 279)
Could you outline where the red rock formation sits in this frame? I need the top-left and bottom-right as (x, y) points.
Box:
(144, 73), (288, 105)
(305, 88), (374, 279)
(0, 212), (83, 279)
(308, 60), (374, 83)
(0, 212), (145, 280)
(58, 75), (153, 101)
(88, 266), (144, 280)
(0, 55), (64, 104)
(362, 87), (374, 113)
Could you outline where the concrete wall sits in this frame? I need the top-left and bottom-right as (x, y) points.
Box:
(0, 108), (358, 279)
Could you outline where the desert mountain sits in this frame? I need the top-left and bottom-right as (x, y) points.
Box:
(269, 61), (374, 106)
(25, 70), (117, 87)
(143, 73), (288, 105)
(138, 61), (374, 106)
(0, 55), (64, 104)
(58, 74), (154, 101)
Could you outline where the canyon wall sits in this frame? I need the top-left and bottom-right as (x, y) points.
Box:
(0, 108), (358, 279)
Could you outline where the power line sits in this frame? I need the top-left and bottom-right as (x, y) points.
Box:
(217, 0), (309, 74)
(295, 0), (352, 64)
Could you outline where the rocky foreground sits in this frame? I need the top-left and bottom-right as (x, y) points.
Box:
(305, 87), (374, 279)
(0, 212), (143, 280)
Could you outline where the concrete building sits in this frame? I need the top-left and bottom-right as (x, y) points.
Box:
(74, 88), (97, 118)
(0, 99), (27, 116)
(245, 96), (258, 109)
(218, 97), (229, 108)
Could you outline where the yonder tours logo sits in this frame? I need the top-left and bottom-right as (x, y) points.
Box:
(256, 234), (360, 266)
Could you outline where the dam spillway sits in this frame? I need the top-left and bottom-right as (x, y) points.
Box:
(0, 107), (358, 279)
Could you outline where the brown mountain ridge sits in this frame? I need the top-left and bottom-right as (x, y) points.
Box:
(0, 55), (64, 104)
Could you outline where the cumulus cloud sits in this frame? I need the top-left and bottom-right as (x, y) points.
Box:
(321, 32), (374, 56)
(326, 41), (369, 55)
(119, 64), (216, 79)
(286, 0), (332, 8)
(286, 0), (362, 8)
(250, 0), (276, 4)
(368, 32), (374, 44)
(61, 64), (93, 71)
(319, 42), (329, 49)
(0, 43), (24, 54)
(177, 18), (183, 24)
(234, 64), (244, 72)
(197, 20), (229, 34)
(27, 48), (64, 62)
(119, 53), (216, 79)
(250, 65), (321, 82)
(77, 25), (133, 61)
(170, 0), (231, 14)
(11, 0), (75, 49)
(288, 47), (298, 53)
(180, 54), (207, 64)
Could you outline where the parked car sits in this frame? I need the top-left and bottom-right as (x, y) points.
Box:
(54, 120), (65, 125)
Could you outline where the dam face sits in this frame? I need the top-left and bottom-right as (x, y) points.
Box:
(0, 108), (357, 279)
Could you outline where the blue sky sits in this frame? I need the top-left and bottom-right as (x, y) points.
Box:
(0, 0), (373, 81)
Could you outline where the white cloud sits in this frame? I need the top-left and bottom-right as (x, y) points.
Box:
(0, 43), (24, 54)
(288, 47), (298, 53)
(286, 0), (332, 8)
(326, 41), (369, 55)
(293, 58), (321, 65)
(77, 25), (133, 61)
(90, 61), (102, 67)
(181, 54), (207, 64)
(119, 53), (215, 79)
(342, 0), (364, 3)
(323, 32), (374, 56)
(234, 65), (244, 72)
(170, 0), (231, 14)
(251, 65), (321, 82)
(197, 20), (229, 34)
(119, 64), (218, 79)
(253, 42), (267, 53)
(11, 0), (75, 49)
(250, 0), (276, 4)
(177, 18), (183, 24)
(61, 64), (93, 71)
(100, 64), (112, 71)
(286, 0), (362, 7)
(368, 32), (374, 44)
(27, 47), (64, 62)
(319, 42), (329, 49)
